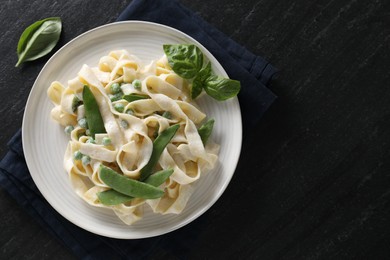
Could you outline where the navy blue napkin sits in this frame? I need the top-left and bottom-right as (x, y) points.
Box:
(0, 0), (277, 259)
(118, 0), (277, 127)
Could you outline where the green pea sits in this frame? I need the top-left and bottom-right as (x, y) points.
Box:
(198, 118), (215, 145)
(125, 108), (134, 115)
(64, 125), (74, 135)
(83, 85), (107, 138)
(162, 111), (172, 119)
(132, 79), (142, 90)
(120, 120), (129, 129)
(109, 92), (122, 102)
(99, 165), (164, 199)
(140, 124), (179, 181)
(73, 151), (83, 160)
(97, 168), (174, 205)
(86, 137), (95, 144)
(114, 103), (125, 113)
(110, 83), (121, 94)
(78, 118), (88, 129)
(82, 155), (91, 165)
(102, 137), (111, 146)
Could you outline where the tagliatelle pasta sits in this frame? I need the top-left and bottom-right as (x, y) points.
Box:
(47, 49), (219, 225)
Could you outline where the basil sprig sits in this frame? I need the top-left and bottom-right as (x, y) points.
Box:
(15, 17), (62, 67)
(163, 44), (241, 101)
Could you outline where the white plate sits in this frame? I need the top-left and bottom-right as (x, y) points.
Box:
(22, 21), (242, 239)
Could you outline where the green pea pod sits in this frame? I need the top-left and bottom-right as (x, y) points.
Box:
(122, 94), (149, 103)
(198, 118), (215, 145)
(99, 165), (164, 199)
(97, 190), (133, 205)
(97, 168), (174, 205)
(144, 168), (174, 187)
(140, 124), (180, 181)
(82, 85), (106, 138)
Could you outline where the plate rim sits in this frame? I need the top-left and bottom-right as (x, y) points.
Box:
(22, 20), (242, 239)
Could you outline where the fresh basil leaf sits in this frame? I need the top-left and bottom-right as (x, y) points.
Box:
(15, 17), (62, 67)
(163, 44), (203, 79)
(198, 118), (215, 145)
(204, 76), (241, 101)
(191, 62), (212, 99)
(191, 79), (203, 99)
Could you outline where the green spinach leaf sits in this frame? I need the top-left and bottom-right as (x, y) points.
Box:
(16, 17), (62, 67)
(163, 44), (203, 79)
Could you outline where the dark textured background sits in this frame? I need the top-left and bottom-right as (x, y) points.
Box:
(1, 0), (390, 259)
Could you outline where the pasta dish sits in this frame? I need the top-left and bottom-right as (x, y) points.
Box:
(47, 48), (220, 224)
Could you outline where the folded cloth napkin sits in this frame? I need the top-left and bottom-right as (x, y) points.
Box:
(119, 0), (277, 127)
(0, 0), (277, 259)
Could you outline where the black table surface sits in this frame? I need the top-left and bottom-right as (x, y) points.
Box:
(1, 0), (389, 259)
